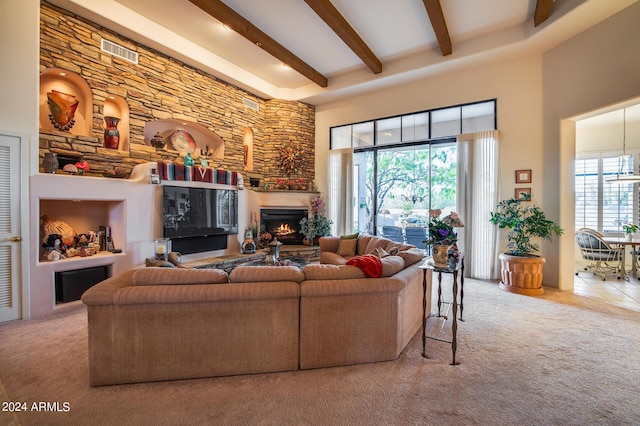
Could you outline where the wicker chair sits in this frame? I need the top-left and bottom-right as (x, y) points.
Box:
(575, 228), (623, 280)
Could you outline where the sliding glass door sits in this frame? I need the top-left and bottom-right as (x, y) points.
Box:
(352, 142), (457, 241)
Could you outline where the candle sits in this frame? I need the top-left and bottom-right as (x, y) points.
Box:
(254, 211), (259, 222)
(156, 244), (166, 254)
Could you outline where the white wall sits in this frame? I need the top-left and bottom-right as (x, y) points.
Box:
(0, 0), (39, 174)
(0, 0), (40, 319)
(544, 1), (640, 290)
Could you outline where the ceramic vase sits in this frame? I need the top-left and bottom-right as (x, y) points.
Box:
(432, 244), (450, 268)
(104, 116), (120, 149)
(43, 152), (59, 173)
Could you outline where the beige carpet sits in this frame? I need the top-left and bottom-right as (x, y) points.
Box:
(1, 278), (639, 426)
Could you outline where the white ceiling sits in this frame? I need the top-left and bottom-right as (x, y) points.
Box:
(48, 0), (637, 105)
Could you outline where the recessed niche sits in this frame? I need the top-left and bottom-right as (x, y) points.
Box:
(243, 127), (254, 171)
(104, 95), (130, 151)
(39, 68), (92, 136)
(145, 119), (224, 160)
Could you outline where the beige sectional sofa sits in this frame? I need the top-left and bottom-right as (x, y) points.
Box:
(82, 267), (302, 386)
(82, 236), (430, 386)
(301, 235), (427, 369)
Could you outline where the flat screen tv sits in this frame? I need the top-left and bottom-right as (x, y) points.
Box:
(162, 185), (238, 239)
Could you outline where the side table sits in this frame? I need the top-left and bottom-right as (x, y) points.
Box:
(419, 255), (464, 365)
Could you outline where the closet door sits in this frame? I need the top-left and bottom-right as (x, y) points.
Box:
(0, 133), (22, 323)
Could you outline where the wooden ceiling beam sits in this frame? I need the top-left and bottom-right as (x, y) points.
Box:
(304, 0), (382, 74)
(534, 0), (554, 27)
(422, 0), (452, 56)
(189, 0), (328, 87)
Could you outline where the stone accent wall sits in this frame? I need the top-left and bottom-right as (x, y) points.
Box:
(39, 2), (315, 182)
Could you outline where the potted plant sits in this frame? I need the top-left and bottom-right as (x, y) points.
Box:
(489, 196), (564, 295)
(623, 223), (638, 240)
(425, 209), (461, 268)
(300, 194), (332, 244)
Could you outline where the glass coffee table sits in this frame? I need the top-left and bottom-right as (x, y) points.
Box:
(237, 256), (307, 269)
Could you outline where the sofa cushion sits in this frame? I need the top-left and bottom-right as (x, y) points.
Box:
(337, 238), (358, 257)
(380, 256), (406, 277)
(319, 251), (349, 265)
(132, 267), (229, 286)
(397, 247), (426, 267)
(341, 232), (359, 240)
(302, 264), (366, 280)
(364, 237), (393, 255)
(229, 265), (305, 283)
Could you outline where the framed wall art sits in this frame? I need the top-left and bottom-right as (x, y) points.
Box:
(515, 188), (531, 200)
(515, 169), (531, 183)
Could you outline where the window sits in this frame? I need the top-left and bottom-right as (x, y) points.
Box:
(575, 153), (638, 233)
(330, 99), (496, 150)
(331, 99), (496, 238)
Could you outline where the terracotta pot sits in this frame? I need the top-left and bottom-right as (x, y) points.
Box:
(498, 253), (546, 296)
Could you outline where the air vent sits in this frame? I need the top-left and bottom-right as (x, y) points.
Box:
(243, 97), (259, 111)
(101, 38), (138, 64)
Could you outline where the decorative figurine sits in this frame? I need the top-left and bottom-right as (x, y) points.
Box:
(184, 151), (194, 166)
(241, 228), (256, 254)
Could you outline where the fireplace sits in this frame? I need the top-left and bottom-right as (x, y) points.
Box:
(260, 209), (307, 245)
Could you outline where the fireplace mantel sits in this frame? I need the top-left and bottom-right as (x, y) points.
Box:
(253, 189), (319, 209)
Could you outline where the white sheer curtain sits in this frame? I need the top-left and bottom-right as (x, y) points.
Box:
(456, 130), (501, 279)
(328, 148), (354, 236)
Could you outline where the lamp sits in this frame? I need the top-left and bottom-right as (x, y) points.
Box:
(605, 108), (640, 184)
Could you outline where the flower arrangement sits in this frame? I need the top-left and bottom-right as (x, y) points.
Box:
(623, 223), (638, 235)
(299, 194), (332, 241)
(75, 161), (90, 175)
(424, 209), (460, 246)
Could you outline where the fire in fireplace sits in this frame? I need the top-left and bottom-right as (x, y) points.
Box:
(260, 209), (307, 245)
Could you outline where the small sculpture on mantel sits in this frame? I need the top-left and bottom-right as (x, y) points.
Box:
(184, 150), (194, 167)
(150, 132), (165, 149)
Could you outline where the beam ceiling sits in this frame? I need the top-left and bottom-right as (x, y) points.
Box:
(422, 0), (452, 56)
(304, 0), (382, 74)
(189, 0), (329, 87)
(534, 0), (554, 26)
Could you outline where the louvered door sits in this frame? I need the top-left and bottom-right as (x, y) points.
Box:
(0, 133), (21, 323)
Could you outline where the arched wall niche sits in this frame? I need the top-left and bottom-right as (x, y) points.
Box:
(104, 95), (130, 151)
(145, 119), (224, 160)
(39, 68), (92, 136)
(243, 127), (254, 171)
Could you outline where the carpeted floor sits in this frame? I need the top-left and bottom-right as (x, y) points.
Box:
(1, 278), (639, 426)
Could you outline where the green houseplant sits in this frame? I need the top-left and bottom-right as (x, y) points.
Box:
(300, 214), (332, 243)
(623, 222), (638, 240)
(299, 194), (332, 244)
(489, 196), (563, 295)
